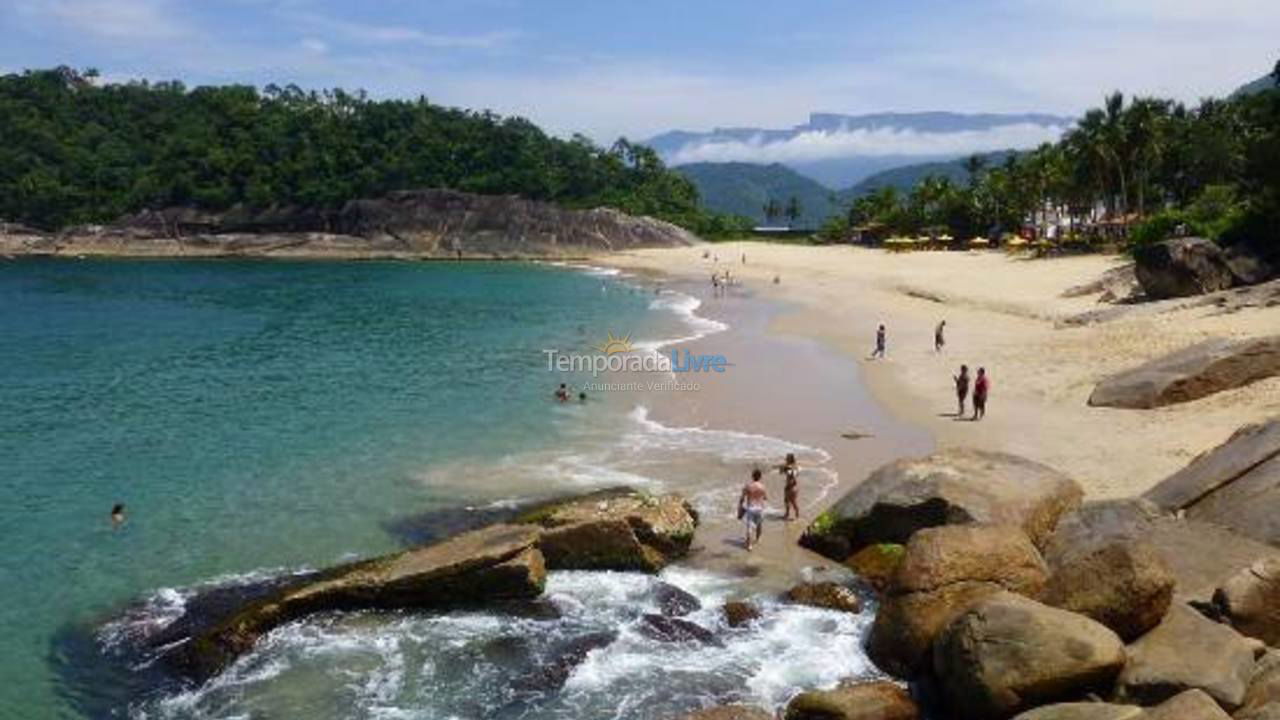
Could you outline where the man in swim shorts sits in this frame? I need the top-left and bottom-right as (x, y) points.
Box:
(738, 468), (768, 550)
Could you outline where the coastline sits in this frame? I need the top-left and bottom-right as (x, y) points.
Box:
(597, 242), (1280, 501)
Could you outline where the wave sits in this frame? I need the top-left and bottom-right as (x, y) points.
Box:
(633, 291), (728, 355)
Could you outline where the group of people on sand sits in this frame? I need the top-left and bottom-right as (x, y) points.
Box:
(869, 319), (992, 421)
(736, 452), (801, 551)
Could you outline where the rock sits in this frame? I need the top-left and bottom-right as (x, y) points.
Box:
(674, 705), (774, 720)
(1142, 420), (1280, 547)
(1042, 539), (1175, 641)
(867, 525), (1049, 678)
(1144, 689), (1231, 720)
(524, 490), (699, 572)
(1240, 706), (1280, 720)
(932, 592), (1126, 720)
(845, 543), (906, 592)
(1214, 559), (1280, 646)
(1087, 336), (1280, 409)
(512, 630), (617, 692)
(1224, 240), (1278, 287)
(1011, 704), (1144, 720)
(1135, 237), (1236, 300)
(1237, 649), (1280, 720)
(783, 680), (919, 720)
(1062, 262), (1141, 303)
(785, 582), (864, 614)
(1116, 603), (1260, 710)
(722, 601), (762, 628)
(654, 582), (702, 617)
(801, 449), (1083, 561)
(184, 524), (546, 680)
(1043, 498), (1280, 606)
(639, 614), (720, 646)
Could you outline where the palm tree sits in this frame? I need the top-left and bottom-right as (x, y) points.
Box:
(1123, 97), (1170, 218)
(784, 196), (802, 228)
(762, 198), (782, 225)
(963, 154), (988, 184)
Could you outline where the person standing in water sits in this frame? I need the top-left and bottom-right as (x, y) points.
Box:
(871, 324), (887, 359)
(555, 383), (570, 402)
(738, 468), (768, 550)
(973, 367), (990, 420)
(110, 503), (125, 527)
(954, 364), (970, 417)
(935, 320), (946, 353)
(778, 453), (800, 521)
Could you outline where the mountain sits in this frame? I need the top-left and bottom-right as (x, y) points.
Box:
(647, 111), (1073, 187)
(1232, 72), (1279, 98)
(841, 150), (1019, 199)
(676, 162), (837, 227)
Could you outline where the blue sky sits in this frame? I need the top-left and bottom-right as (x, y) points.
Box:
(1, 0), (1276, 142)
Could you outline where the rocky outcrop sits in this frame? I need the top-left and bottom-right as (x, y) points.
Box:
(184, 523), (546, 679)
(522, 490), (698, 572)
(1238, 651), (1280, 720)
(1062, 263), (1141, 304)
(1135, 238), (1238, 300)
(674, 705), (775, 720)
(844, 543), (905, 592)
(639, 614), (719, 645)
(1011, 704), (1144, 720)
(1142, 420), (1280, 547)
(4, 189), (701, 259)
(801, 449), (1083, 561)
(785, 582), (864, 614)
(1041, 539), (1175, 641)
(1213, 559), (1280, 646)
(932, 592), (1126, 720)
(655, 583), (702, 617)
(868, 525), (1049, 678)
(1144, 689), (1232, 720)
(1087, 337), (1280, 409)
(782, 680), (919, 720)
(1115, 603), (1261, 710)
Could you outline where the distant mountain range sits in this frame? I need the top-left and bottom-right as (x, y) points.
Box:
(647, 111), (1073, 188)
(1232, 72), (1279, 98)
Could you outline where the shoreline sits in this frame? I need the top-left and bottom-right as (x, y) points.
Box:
(597, 242), (1280, 501)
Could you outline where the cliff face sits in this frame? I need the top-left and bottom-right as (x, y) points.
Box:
(0, 190), (701, 259)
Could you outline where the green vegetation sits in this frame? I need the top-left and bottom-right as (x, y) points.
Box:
(839, 150), (1018, 199)
(0, 67), (749, 236)
(819, 71), (1280, 258)
(675, 162), (836, 227)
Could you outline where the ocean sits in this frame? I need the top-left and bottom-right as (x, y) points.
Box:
(0, 258), (877, 719)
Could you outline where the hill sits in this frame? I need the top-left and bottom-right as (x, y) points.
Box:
(675, 162), (837, 227)
(1233, 72), (1279, 98)
(841, 150), (1019, 199)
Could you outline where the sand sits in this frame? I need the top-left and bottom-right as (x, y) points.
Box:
(600, 241), (1280, 503)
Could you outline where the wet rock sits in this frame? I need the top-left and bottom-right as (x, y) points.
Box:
(1213, 558), (1280, 646)
(1042, 539), (1175, 641)
(183, 524), (546, 680)
(1116, 603), (1260, 710)
(511, 630), (617, 692)
(868, 525), (1049, 678)
(1087, 336), (1280, 409)
(844, 543), (905, 592)
(524, 490), (698, 573)
(722, 601), (761, 628)
(654, 583), (702, 617)
(639, 614), (720, 646)
(674, 705), (774, 720)
(932, 592), (1126, 720)
(785, 582), (864, 615)
(801, 449), (1082, 561)
(1145, 689), (1231, 720)
(1011, 703), (1144, 720)
(1135, 237), (1236, 300)
(1142, 420), (1280, 547)
(782, 679), (919, 720)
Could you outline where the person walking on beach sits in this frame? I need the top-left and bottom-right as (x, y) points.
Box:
(738, 468), (768, 550)
(711, 272), (721, 297)
(871, 324), (887, 359)
(778, 453), (800, 521)
(954, 364), (970, 417)
(935, 320), (946, 353)
(973, 367), (990, 420)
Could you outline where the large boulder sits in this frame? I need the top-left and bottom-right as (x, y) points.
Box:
(1134, 237), (1236, 300)
(1011, 704), (1144, 720)
(672, 705), (774, 720)
(785, 582), (864, 614)
(844, 543), (906, 592)
(802, 449), (1083, 560)
(184, 523), (546, 679)
(783, 680), (919, 720)
(932, 592), (1126, 720)
(1043, 498), (1280, 606)
(1214, 559), (1280, 646)
(1041, 539), (1175, 641)
(868, 525), (1050, 678)
(1116, 603), (1261, 710)
(1239, 651), (1280, 720)
(722, 601), (762, 628)
(1087, 337), (1280, 409)
(523, 490), (699, 572)
(1142, 420), (1280, 547)
(1144, 689), (1232, 720)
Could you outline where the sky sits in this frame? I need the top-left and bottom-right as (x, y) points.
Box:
(1, 0), (1276, 148)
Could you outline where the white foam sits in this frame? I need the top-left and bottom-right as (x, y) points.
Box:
(632, 291), (728, 354)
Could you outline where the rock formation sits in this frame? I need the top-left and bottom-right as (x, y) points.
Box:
(1088, 336), (1280, 409)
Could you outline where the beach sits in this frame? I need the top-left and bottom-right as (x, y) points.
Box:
(600, 242), (1280, 502)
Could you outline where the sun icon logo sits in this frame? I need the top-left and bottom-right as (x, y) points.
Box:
(594, 331), (634, 355)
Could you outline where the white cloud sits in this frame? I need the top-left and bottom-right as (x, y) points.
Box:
(283, 12), (521, 50)
(44, 0), (188, 40)
(665, 123), (1069, 165)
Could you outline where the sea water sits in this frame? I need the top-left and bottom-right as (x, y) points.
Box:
(0, 259), (876, 719)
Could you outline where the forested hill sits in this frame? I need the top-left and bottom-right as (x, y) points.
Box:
(0, 67), (747, 235)
(675, 162), (838, 227)
(840, 150), (1018, 198)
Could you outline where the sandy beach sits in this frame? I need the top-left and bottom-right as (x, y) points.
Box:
(600, 242), (1280, 508)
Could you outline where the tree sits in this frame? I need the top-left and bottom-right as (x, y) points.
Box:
(784, 196), (802, 227)
(1273, 58), (1280, 87)
(963, 154), (988, 183)
(762, 198), (782, 225)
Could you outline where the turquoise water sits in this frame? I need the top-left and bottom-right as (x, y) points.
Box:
(0, 259), (668, 719)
